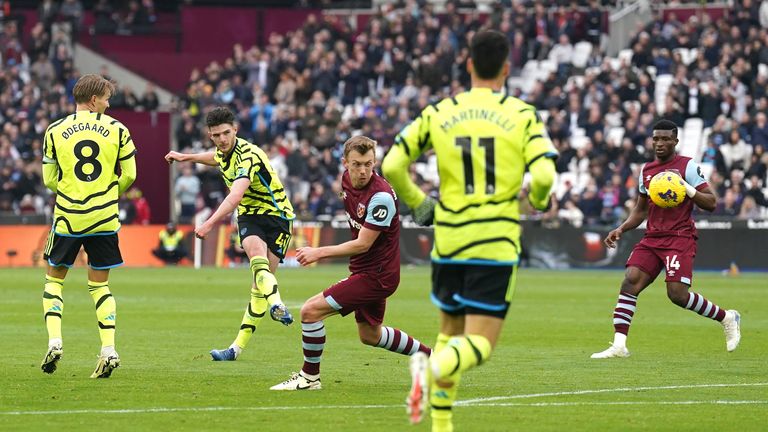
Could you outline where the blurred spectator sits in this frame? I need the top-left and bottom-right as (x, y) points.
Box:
(174, 165), (200, 224)
(7, 0), (768, 227)
(128, 188), (151, 225)
(152, 222), (187, 265)
(225, 228), (248, 267)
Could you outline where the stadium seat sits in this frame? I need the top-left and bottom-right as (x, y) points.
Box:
(572, 41), (593, 69)
(570, 134), (590, 150)
(606, 127), (625, 146)
(566, 75), (585, 92)
(654, 74), (674, 113)
(618, 49), (633, 66)
(674, 48), (690, 65)
(681, 118), (704, 159)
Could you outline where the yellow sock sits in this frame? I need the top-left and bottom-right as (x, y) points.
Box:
(250, 256), (283, 307)
(430, 370), (460, 432)
(43, 276), (64, 342)
(234, 287), (268, 349)
(433, 333), (451, 354)
(432, 334), (492, 379)
(428, 333), (459, 432)
(88, 280), (116, 348)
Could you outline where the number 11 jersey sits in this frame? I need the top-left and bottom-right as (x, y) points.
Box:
(43, 110), (136, 236)
(395, 88), (557, 264)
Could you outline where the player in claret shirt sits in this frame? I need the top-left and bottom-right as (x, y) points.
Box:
(270, 136), (431, 391)
(591, 119), (741, 359)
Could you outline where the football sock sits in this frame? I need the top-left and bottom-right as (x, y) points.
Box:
(233, 287), (267, 349)
(430, 335), (492, 379)
(612, 293), (637, 345)
(43, 275), (64, 343)
(250, 256), (284, 307)
(301, 321), (325, 376)
(88, 280), (116, 348)
(429, 333), (461, 432)
(434, 333), (451, 354)
(376, 326), (432, 356)
(684, 292), (727, 321)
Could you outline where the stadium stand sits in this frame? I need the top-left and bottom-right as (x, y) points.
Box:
(1, 0), (767, 227)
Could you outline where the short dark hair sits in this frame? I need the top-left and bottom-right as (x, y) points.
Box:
(206, 106), (236, 128)
(470, 30), (510, 80)
(653, 119), (678, 137)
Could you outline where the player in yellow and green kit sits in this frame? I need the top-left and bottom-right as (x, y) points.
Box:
(165, 106), (295, 361)
(40, 74), (137, 378)
(382, 30), (558, 431)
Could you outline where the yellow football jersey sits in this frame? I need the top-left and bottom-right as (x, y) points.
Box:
(386, 88), (557, 263)
(214, 137), (294, 219)
(43, 110), (137, 236)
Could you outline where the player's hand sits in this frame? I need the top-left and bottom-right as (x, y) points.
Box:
(164, 151), (186, 164)
(529, 194), (554, 212)
(195, 222), (212, 239)
(681, 179), (697, 198)
(604, 228), (622, 249)
(295, 247), (320, 266)
(412, 196), (436, 226)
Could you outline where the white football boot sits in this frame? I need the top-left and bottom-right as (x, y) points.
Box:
(721, 310), (741, 352)
(590, 344), (630, 359)
(270, 372), (321, 390)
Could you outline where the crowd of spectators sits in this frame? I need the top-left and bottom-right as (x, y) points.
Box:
(172, 0), (768, 226)
(2, 0), (768, 229)
(0, 0), (159, 220)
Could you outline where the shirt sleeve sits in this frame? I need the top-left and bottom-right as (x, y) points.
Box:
(521, 107), (558, 167)
(638, 164), (648, 195)
(684, 159), (708, 189)
(363, 192), (396, 230)
(118, 126), (137, 161)
(382, 106), (436, 209)
(43, 128), (56, 164)
(235, 148), (257, 182)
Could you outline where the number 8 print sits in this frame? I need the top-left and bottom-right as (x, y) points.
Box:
(73, 140), (103, 182)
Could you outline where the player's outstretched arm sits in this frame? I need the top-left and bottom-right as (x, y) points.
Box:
(195, 178), (249, 239)
(685, 183), (717, 212)
(295, 227), (381, 266)
(604, 194), (649, 248)
(165, 151), (218, 166)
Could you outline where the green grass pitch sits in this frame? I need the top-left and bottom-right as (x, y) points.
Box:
(0, 265), (765, 431)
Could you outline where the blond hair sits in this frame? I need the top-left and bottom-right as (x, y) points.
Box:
(73, 74), (116, 104)
(343, 135), (376, 159)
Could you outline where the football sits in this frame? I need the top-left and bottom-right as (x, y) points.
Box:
(649, 171), (687, 208)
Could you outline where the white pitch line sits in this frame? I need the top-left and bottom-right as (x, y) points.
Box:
(2, 382), (766, 416)
(457, 382), (768, 405)
(466, 400), (768, 407)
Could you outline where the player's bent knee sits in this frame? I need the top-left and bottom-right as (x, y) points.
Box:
(666, 288), (688, 307)
(359, 333), (379, 346)
(299, 303), (319, 322)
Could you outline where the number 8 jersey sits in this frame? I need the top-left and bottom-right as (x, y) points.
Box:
(43, 110), (137, 236)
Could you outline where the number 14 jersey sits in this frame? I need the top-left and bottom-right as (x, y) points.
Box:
(43, 110), (136, 236)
